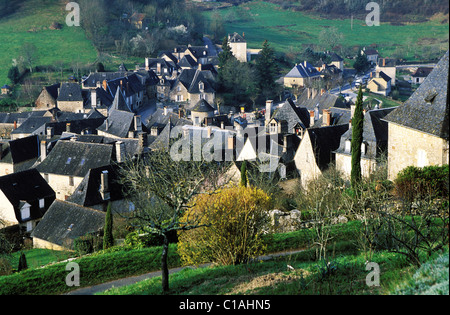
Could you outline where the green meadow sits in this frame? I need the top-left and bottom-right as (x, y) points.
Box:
(203, 1), (449, 60)
(0, 0), (97, 85)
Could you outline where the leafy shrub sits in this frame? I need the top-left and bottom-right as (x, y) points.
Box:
(394, 165), (449, 202)
(178, 186), (271, 266)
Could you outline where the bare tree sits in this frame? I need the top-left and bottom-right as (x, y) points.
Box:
(117, 149), (230, 293)
(19, 43), (39, 73)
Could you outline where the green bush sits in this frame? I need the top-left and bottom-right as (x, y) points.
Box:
(394, 165), (449, 202)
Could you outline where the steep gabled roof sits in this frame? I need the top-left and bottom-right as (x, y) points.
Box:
(285, 62), (321, 79)
(57, 83), (83, 102)
(383, 50), (449, 139)
(30, 200), (105, 249)
(271, 98), (310, 131)
(36, 140), (113, 177)
(110, 88), (131, 112)
(97, 109), (135, 139)
(0, 169), (55, 223)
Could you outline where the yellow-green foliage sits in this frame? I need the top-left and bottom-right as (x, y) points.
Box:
(178, 186), (271, 266)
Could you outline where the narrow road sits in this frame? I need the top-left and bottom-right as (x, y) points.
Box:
(65, 248), (305, 295)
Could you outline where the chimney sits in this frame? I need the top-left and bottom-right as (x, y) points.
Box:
(91, 89), (97, 108)
(283, 135), (288, 153)
(320, 88), (326, 96)
(304, 61), (307, 67)
(382, 58), (386, 67)
(100, 170), (110, 201)
(120, 80), (123, 91)
(351, 104), (356, 119)
(164, 106), (168, 116)
(40, 141), (47, 160)
(323, 109), (331, 126)
(138, 132), (148, 150)
(66, 123), (71, 133)
(145, 58), (150, 71)
(46, 127), (54, 139)
(157, 62), (161, 74)
(206, 126), (212, 139)
(349, 118), (352, 128)
(102, 80), (107, 91)
(134, 115), (142, 132)
(265, 100), (273, 125)
(115, 141), (125, 163)
(14, 121), (17, 130)
(309, 110), (315, 127)
(307, 88), (312, 99)
(198, 63), (202, 71)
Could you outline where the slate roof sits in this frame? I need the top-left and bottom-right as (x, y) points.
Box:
(67, 164), (124, 208)
(57, 83), (83, 102)
(306, 124), (349, 170)
(311, 107), (351, 128)
(0, 169), (55, 223)
(0, 135), (39, 166)
(229, 32), (246, 43)
(107, 73), (145, 99)
(326, 52), (344, 62)
(36, 140), (113, 177)
(82, 72), (132, 88)
(296, 90), (347, 112)
(191, 99), (215, 113)
(335, 107), (397, 159)
(383, 50), (449, 139)
(97, 109), (135, 138)
(30, 200), (105, 249)
(412, 67), (434, 78)
(173, 68), (216, 95)
(285, 62), (321, 79)
(110, 88), (131, 112)
(271, 98), (311, 131)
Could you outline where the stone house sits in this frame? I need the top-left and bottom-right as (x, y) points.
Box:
(334, 107), (396, 179)
(294, 124), (349, 188)
(362, 48), (379, 65)
(411, 67), (434, 85)
(35, 83), (59, 109)
(376, 58), (397, 86)
(383, 51), (449, 180)
(0, 169), (55, 233)
(35, 140), (115, 200)
(0, 135), (40, 176)
(31, 200), (105, 251)
(367, 71), (392, 96)
(169, 67), (216, 108)
(228, 32), (248, 63)
(284, 61), (321, 88)
(57, 83), (84, 112)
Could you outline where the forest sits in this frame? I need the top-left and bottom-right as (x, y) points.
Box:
(78, 0), (206, 57)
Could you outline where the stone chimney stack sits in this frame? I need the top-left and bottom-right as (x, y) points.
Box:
(115, 141), (125, 163)
(323, 109), (331, 126)
(91, 89), (97, 108)
(309, 110), (315, 127)
(66, 123), (71, 133)
(100, 170), (110, 201)
(40, 141), (47, 161)
(265, 100), (273, 125)
(134, 115), (142, 132)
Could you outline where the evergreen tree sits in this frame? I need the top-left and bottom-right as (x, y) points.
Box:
(351, 86), (364, 189)
(18, 252), (27, 272)
(256, 40), (279, 99)
(7, 66), (20, 84)
(103, 202), (114, 250)
(218, 36), (235, 69)
(240, 161), (248, 187)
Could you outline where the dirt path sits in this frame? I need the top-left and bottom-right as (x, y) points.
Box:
(65, 249), (305, 295)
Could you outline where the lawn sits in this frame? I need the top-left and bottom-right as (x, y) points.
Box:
(203, 1), (449, 60)
(0, 0), (98, 86)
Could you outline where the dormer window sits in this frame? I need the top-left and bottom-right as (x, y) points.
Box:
(345, 140), (351, 153)
(199, 81), (204, 93)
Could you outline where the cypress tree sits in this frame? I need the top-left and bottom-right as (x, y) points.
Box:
(240, 161), (248, 187)
(103, 202), (114, 250)
(18, 252), (27, 272)
(351, 86), (364, 190)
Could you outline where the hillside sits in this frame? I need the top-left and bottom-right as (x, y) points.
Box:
(0, 0), (98, 86)
(202, 1), (449, 62)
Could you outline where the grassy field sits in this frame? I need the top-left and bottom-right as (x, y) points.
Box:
(203, 1), (449, 61)
(0, 0), (98, 86)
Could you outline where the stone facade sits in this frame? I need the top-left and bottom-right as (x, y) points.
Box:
(387, 123), (449, 180)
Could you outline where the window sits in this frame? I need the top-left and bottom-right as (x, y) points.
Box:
(21, 206), (31, 220)
(66, 157), (72, 165)
(176, 95), (183, 102)
(345, 140), (351, 153)
(39, 199), (45, 209)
